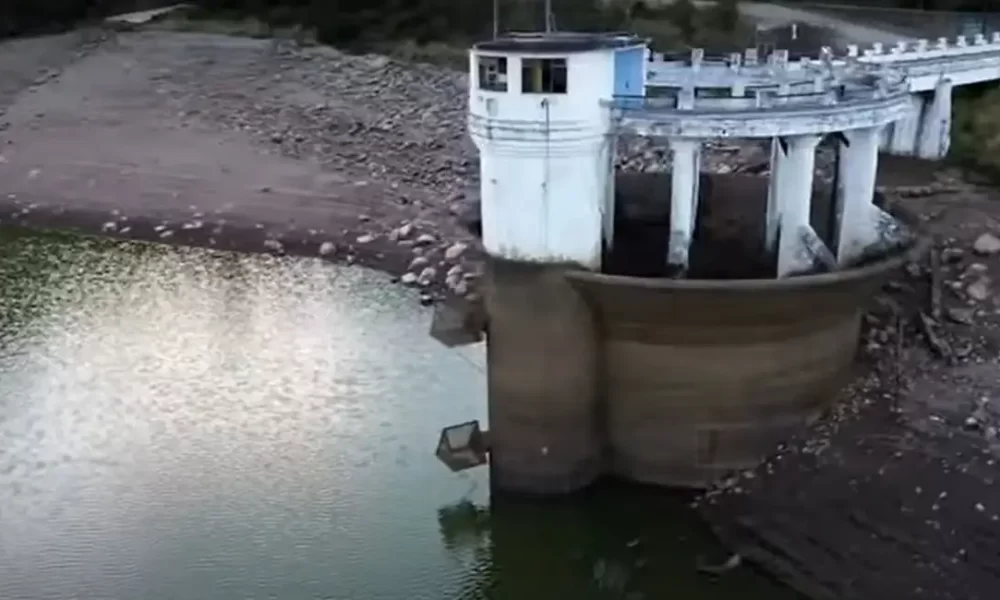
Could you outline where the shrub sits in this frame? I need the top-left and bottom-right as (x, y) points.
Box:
(951, 84), (1000, 180)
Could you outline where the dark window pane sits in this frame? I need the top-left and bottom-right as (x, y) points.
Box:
(521, 58), (567, 94)
(478, 56), (508, 92)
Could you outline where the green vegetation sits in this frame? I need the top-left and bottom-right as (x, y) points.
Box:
(167, 0), (754, 54)
(951, 83), (1000, 180)
(1, 0), (97, 38)
(1, 0), (753, 57)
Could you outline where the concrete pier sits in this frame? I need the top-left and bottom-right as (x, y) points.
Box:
(667, 139), (701, 272)
(918, 78), (954, 160)
(771, 134), (822, 277)
(484, 260), (602, 494)
(835, 126), (896, 265)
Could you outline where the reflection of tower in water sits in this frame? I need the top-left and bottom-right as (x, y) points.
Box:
(435, 487), (796, 599)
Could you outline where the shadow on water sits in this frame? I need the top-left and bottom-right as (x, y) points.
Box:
(437, 483), (803, 600)
(0, 226), (793, 599)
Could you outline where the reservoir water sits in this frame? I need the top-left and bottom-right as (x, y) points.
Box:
(0, 228), (794, 599)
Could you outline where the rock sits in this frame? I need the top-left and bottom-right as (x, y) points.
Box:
(967, 278), (990, 302)
(408, 256), (429, 270)
(904, 262), (923, 279)
(356, 234), (375, 244)
(388, 223), (415, 242)
(446, 264), (463, 279)
(417, 266), (437, 286)
(973, 232), (1000, 255)
(444, 242), (467, 260)
(401, 272), (418, 285)
(318, 241), (336, 255)
(364, 55), (390, 69)
(946, 307), (975, 325)
(415, 233), (436, 246)
(941, 247), (964, 263)
(419, 293), (435, 306)
(263, 238), (284, 253)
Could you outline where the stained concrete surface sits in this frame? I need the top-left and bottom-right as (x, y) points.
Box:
(697, 178), (1000, 600)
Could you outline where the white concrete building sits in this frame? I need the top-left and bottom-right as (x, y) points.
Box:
(468, 32), (647, 270)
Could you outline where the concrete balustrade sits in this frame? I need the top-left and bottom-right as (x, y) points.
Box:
(648, 30), (1000, 159)
(615, 53), (911, 276)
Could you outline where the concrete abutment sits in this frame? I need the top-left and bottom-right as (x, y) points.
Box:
(453, 31), (934, 496)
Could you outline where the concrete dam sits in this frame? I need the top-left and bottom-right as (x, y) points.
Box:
(432, 29), (999, 495)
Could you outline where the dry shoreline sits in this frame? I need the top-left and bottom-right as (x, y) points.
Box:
(0, 30), (490, 304)
(0, 191), (484, 305)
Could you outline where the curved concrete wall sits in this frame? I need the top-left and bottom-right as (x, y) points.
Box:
(565, 253), (913, 488)
(484, 259), (603, 495)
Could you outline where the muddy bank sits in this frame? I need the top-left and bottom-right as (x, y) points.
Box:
(694, 181), (1000, 599)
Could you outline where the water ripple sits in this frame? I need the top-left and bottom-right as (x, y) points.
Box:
(0, 228), (788, 600)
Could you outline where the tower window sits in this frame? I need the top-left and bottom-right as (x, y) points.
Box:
(521, 58), (567, 94)
(478, 56), (508, 92)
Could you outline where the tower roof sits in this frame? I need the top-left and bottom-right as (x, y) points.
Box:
(474, 31), (645, 53)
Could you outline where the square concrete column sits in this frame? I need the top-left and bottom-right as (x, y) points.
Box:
(667, 138), (701, 273)
(603, 133), (617, 253)
(764, 137), (782, 253)
(887, 94), (924, 156)
(918, 78), (953, 160)
(835, 126), (898, 266)
(769, 134), (823, 277)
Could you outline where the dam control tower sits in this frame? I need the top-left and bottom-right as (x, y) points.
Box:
(435, 31), (919, 496)
(467, 32), (648, 494)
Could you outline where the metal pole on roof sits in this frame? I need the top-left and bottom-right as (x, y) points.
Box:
(544, 0), (552, 32)
(493, 0), (498, 38)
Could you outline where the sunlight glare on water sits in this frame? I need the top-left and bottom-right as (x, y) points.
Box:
(0, 228), (793, 600)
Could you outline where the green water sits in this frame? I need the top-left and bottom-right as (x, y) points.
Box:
(0, 228), (794, 599)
